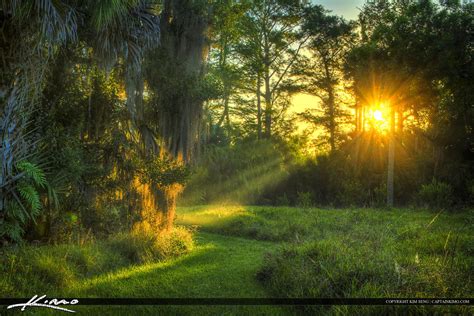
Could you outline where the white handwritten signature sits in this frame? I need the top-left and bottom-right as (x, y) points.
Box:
(7, 294), (79, 313)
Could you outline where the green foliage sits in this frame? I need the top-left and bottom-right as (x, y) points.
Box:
(275, 193), (290, 206)
(180, 140), (290, 205)
(17, 183), (41, 217)
(0, 228), (194, 296)
(17, 161), (47, 188)
(336, 179), (370, 208)
(140, 156), (190, 187)
(0, 0), (161, 244)
(0, 161), (49, 242)
(296, 192), (313, 208)
(109, 227), (194, 264)
(417, 180), (454, 209)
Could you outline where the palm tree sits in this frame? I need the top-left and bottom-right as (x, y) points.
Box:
(0, 0), (160, 241)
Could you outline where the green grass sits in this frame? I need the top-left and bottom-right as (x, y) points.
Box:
(1, 206), (472, 315)
(178, 206), (473, 314)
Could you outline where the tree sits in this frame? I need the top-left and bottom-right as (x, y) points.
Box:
(236, 0), (308, 138)
(138, 0), (211, 231)
(299, 5), (354, 152)
(346, 0), (474, 206)
(0, 0), (160, 241)
(207, 0), (248, 139)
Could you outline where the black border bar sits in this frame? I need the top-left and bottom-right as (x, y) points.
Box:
(0, 298), (472, 306)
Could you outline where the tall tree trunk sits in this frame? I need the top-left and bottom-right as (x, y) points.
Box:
(324, 60), (336, 152)
(362, 106), (366, 132)
(387, 107), (395, 207)
(256, 73), (262, 139)
(263, 34), (272, 138)
(327, 87), (336, 152)
(131, 0), (209, 234)
(264, 72), (272, 138)
(158, 0), (208, 162)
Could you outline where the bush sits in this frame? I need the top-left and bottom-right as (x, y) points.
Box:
(111, 226), (194, 264)
(0, 228), (194, 296)
(336, 179), (370, 207)
(417, 179), (453, 209)
(275, 193), (290, 206)
(154, 226), (195, 258)
(296, 192), (313, 208)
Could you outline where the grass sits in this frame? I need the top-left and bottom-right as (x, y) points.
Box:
(0, 206), (472, 315)
(178, 206), (473, 314)
(69, 233), (284, 315)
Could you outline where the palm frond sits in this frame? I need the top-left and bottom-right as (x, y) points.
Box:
(91, 0), (160, 71)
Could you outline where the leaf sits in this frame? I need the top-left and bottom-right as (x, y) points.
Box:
(17, 183), (42, 217)
(16, 161), (47, 188)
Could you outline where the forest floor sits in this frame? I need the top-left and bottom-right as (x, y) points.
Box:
(1, 206), (472, 315)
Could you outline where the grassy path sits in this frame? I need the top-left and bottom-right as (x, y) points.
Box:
(68, 232), (285, 315)
(3, 206), (471, 315)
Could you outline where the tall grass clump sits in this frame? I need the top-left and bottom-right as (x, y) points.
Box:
(417, 179), (454, 209)
(0, 227), (194, 297)
(254, 208), (473, 315)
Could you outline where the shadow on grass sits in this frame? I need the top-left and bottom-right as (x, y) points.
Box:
(73, 233), (277, 298)
(63, 233), (286, 315)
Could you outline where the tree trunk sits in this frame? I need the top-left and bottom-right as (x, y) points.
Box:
(256, 73), (262, 139)
(264, 71), (272, 138)
(327, 87), (336, 152)
(324, 60), (336, 152)
(263, 33), (272, 139)
(156, 184), (183, 231)
(157, 0), (209, 163)
(387, 108), (395, 207)
(128, 0), (209, 234)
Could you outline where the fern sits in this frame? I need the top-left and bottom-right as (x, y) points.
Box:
(1, 202), (26, 243)
(17, 161), (47, 188)
(0, 162), (48, 241)
(0, 221), (24, 243)
(17, 182), (42, 218)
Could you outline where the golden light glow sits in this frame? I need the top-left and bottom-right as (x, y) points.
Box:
(366, 103), (390, 133)
(373, 110), (384, 121)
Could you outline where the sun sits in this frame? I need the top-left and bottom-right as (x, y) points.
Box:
(373, 110), (384, 121)
(366, 104), (390, 132)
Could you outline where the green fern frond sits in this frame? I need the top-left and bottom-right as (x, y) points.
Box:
(17, 182), (42, 217)
(16, 161), (47, 188)
(0, 221), (24, 243)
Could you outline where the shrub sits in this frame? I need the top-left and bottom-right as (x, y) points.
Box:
(468, 181), (474, 205)
(275, 193), (291, 206)
(110, 227), (194, 264)
(371, 183), (387, 207)
(154, 226), (195, 258)
(0, 161), (48, 242)
(417, 179), (453, 209)
(336, 179), (370, 207)
(296, 192), (313, 208)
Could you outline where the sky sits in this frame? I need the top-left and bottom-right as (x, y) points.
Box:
(311, 0), (366, 20)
